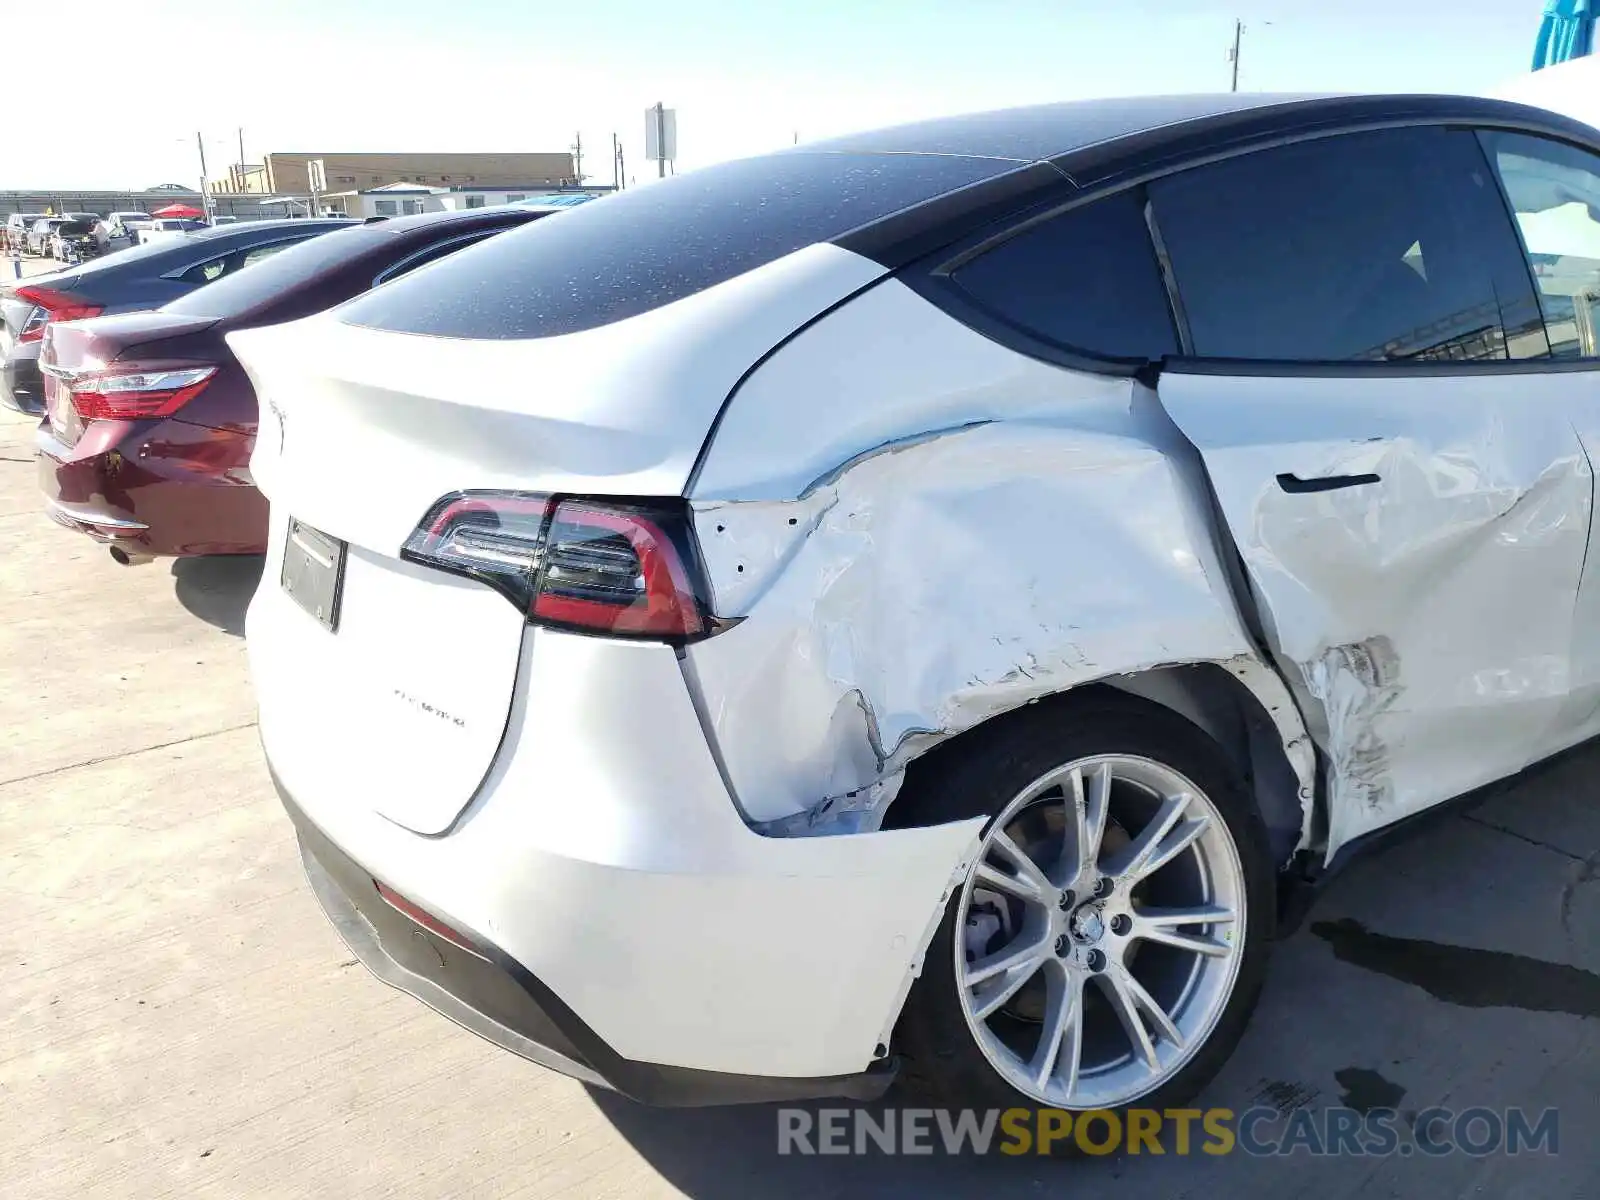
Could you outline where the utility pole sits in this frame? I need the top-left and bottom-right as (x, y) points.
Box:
(612, 132), (620, 189)
(238, 127), (246, 169)
(618, 140), (626, 190)
(572, 132), (583, 185)
(195, 130), (212, 221)
(655, 102), (666, 179)
(1229, 19), (1243, 92)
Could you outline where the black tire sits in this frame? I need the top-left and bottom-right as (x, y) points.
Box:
(890, 691), (1276, 1126)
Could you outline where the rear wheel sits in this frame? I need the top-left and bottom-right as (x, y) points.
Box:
(893, 695), (1274, 1121)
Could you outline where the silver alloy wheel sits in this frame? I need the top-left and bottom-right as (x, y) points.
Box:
(953, 754), (1246, 1109)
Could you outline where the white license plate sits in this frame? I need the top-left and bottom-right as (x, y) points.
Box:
(44, 375), (73, 440)
(281, 518), (348, 632)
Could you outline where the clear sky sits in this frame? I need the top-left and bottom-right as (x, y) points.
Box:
(3, 0), (1551, 189)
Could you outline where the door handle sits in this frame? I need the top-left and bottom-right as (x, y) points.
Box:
(1275, 472), (1381, 494)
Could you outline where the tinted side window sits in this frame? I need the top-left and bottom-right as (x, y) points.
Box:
(177, 255), (229, 284)
(1150, 126), (1547, 363)
(947, 190), (1178, 362)
(1481, 130), (1600, 359)
(239, 242), (297, 270)
(338, 151), (1016, 340)
(175, 236), (315, 286)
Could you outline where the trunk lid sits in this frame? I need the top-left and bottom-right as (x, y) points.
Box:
(235, 242), (883, 834)
(41, 312), (222, 449)
(46, 310), (221, 368)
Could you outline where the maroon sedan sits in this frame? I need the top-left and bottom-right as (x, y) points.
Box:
(37, 206), (545, 562)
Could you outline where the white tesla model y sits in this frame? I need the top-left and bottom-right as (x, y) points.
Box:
(233, 91), (1600, 1114)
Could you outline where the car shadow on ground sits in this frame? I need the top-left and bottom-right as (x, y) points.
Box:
(587, 1088), (1144, 1198)
(589, 750), (1600, 1199)
(171, 554), (265, 637)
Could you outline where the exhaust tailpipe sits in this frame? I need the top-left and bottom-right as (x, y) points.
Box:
(108, 546), (154, 567)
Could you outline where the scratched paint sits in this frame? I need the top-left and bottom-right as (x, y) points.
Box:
(1158, 368), (1594, 857)
(1301, 637), (1405, 816)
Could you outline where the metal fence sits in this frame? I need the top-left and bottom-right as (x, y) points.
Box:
(0, 191), (274, 220)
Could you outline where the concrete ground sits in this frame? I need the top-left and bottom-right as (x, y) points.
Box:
(2, 289), (1597, 1195)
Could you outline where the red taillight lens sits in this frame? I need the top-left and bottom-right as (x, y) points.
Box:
(62, 366), (217, 421)
(12, 284), (102, 343)
(401, 491), (713, 641)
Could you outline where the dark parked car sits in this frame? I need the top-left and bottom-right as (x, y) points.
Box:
(43, 213), (102, 259)
(37, 206), (546, 561)
(0, 218), (354, 414)
(48, 219), (101, 263)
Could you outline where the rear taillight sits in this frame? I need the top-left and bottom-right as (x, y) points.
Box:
(402, 491), (714, 641)
(12, 285), (102, 343)
(57, 365), (217, 421)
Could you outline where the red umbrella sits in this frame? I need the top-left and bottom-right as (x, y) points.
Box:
(151, 203), (204, 219)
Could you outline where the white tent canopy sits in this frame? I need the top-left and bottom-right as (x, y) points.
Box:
(1481, 60), (1600, 258)
(1491, 55), (1600, 130)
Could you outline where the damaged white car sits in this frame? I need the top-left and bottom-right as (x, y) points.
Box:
(234, 91), (1600, 1116)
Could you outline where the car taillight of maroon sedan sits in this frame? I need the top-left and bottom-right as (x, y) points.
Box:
(34, 205), (548, 564)
(37, 317), (264, 563)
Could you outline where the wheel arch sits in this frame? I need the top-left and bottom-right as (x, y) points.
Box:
(887, 667), (1314, 869)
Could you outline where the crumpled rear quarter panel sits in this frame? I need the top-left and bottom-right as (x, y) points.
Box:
(685, 279), (1315, 829)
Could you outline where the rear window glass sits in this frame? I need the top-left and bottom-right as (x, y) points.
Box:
(338, 151), (1015, 339)
(164, 225), (389, 319)
(949, 190), (1178, 362)
(58, 221), (94, 235)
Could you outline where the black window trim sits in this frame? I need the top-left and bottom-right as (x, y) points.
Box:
(1476, 128), (1548, 314)
(371, 227), (502, 287)
(904, 112), (1600, 380)
(1163, 353), (1600, 379)
(1143, 195), (1193, 356)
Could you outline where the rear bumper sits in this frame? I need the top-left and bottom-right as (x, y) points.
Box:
(36, 418), (267, 556)
(251, 552), (985, 1086)
(278, 766), (900, 1107)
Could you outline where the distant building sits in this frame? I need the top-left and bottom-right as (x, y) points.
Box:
(216, 151), (578, 196)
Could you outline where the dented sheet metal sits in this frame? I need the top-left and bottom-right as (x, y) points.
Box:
(687, 418), (1289, 825)
(683, 280), (1317, 838)
(1158, 369), (1593, 858)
